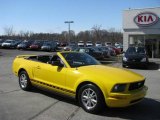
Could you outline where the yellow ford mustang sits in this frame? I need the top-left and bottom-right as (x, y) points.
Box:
(12, 52), (148, 113)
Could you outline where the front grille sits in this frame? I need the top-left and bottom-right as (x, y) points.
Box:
(129, 80), (145, 91)
(128, 58), (141, 62)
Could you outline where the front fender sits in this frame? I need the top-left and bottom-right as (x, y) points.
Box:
(74, 77), (109, 101)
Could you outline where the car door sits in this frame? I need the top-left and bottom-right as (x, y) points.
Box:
(33, 56), (67, 89)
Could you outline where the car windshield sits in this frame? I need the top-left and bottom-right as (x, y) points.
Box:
(5, 40), (13, 43)
(126, 47), (146, 54)
(96, 42), (101, 44)
(61, 52), (100, 68)
(43, 42), (51, 46)
(21, 41), (29, 44)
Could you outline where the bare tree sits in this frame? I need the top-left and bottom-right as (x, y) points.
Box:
(19, 30), (34, 40)
(3, 26), (15, 36)
(91, 25), (103, 43)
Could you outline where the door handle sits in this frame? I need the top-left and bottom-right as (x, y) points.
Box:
(36, 66), (41, 69)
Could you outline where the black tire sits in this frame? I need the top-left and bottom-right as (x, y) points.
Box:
(122, 64), (126, 68)
(19, 71), (32, 91)
(78, 84), (105, 113)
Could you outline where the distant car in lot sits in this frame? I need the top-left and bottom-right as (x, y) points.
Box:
(60, 41), (68, 47)
(55, 40), (60, 46)
(12, 52), (148, 113)
(17, 40), (34, 50)
(41, 41), (57, 51)
(122, 46), (149, 68)
(63, 45), (77, 51)
(0, 39), (5, 48)
(109, 46), (121, 55)
(94, 47), (110, 58)
(1, 39), (22, 48)
(105, 42), (112, 46)
(115, 43), (123, 52)
(29, 40), (44, 50)
(69, 41), (77, 46)
(75, 47), (104, 60)
(2, 40), (14, 48)
(115, 42), (122, 47)
(95, 41), (102, 47)
(78, 41), (85, 47)
(86, 41), (93, 47)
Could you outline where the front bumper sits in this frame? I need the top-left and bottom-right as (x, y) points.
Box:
(123, 61), (148, 67)
(41, 47), (51, 51)
(106, 86), (148, 107)
(2, 45), (11, 48)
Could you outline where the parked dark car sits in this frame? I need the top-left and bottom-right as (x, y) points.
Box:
(29, 40), (44, 50)
(122, 46), (149, 68)
(60, 41), (68, 47)
(69, 41), (77, 46)
(75, 47), (104, 60)
(41, 41), (57, 51)
(94, 47), (110, 58)
(17, 40), (34, 50)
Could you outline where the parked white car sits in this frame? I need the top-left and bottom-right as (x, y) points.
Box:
(78, 41), (85, 47)
(105, 42), (112, 46)
(95, 42), (102, 47)
(2, 40), (15, 48)
(86, 41), (93, 47)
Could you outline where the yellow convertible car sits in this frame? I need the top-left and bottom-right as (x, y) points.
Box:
(12, 52), (148, 113)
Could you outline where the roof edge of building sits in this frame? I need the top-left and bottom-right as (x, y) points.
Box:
(124, 6), (160, 11)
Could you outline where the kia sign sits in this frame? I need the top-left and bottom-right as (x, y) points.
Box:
(134, 12), (159, 26)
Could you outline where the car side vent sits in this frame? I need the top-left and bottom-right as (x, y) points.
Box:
(129, 80), (145, 91)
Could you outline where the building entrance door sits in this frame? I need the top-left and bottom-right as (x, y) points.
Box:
(145, 39), (160, 58)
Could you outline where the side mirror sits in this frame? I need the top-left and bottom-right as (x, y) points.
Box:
(49, 60), (64, 67)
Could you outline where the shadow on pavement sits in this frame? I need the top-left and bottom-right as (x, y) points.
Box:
(100, 98), (160, 120)
(127, 62), (159, 70)
(29, 87), (78, 106)
(148, 62), (160, 70)
(29, 88), (160, 119)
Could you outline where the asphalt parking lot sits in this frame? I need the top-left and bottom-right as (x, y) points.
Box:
(0, 49), (160, 120)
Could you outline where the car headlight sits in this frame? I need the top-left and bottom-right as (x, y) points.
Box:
(141, 58), (146, 62)
(111, 84), (126, 92)
(123, 56), (127, 61)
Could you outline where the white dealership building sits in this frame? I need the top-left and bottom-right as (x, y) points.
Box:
(123, 7), (160, 58)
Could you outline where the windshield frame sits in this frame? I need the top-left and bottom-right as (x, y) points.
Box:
(126, 47), (146, 55)
(61, 52), (101, 68)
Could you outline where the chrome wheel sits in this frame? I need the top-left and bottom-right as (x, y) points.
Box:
(81, 88), (97, 110)
(20, 74), (28, 88)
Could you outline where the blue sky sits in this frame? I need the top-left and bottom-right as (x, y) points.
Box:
(0, 0), (159, 35)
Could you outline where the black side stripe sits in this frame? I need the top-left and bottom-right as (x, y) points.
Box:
(31, 79), (75, 94)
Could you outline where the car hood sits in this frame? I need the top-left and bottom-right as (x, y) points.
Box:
(42, 45), (51, 48)
(2, 43), (11, 45)
(18, 44), (26, 47)
(77, 65), (144, 83)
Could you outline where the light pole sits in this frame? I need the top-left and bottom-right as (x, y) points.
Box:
(64, 21), (74, 43)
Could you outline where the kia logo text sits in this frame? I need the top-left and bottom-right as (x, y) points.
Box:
(134, 12), (159, 26)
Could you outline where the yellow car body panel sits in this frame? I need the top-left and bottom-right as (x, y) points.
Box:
(12, 52), (148, 107)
